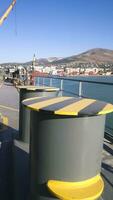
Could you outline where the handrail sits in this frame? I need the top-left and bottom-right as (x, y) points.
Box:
(44, 75), (113, 85)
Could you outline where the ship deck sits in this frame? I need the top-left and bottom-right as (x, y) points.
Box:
(0, 82), (113, 200)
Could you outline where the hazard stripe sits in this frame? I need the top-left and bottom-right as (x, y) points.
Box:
(23, 96), (113, 116)
(55, 99), (96, 115)
(18, 85), (59, 91)
(98, 103), (113, 115)
(23, 96), (55, 106)
(26, 87), (59, 91)
(78, 100), (107, 116)
(40, 97), (81, 113)
(27, 97), (73, 111)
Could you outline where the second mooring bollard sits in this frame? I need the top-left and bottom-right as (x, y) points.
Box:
(18, 86), (59, 143)
(13, 86), (59, 200)
(23, 96), (113, 200)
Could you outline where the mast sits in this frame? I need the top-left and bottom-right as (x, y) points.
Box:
(32, 54), (36, 71)
(0, 0), (16, 26)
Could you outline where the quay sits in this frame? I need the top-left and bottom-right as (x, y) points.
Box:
(0, 81), (112, 199)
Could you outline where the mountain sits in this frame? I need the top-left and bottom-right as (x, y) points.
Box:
(8, 57), (63, 66)
(47, 57), (63, 62)
(1, 48), (113, 67)
(52, 48), (113, 66)
(25, 58), (49, 66)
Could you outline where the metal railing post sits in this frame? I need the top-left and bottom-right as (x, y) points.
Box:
(42, 77), (44, 86)
(43, 77), (45, 85)
(79, 81), (82, 97)
(50, 78), (52, 87)
(60, 79), (63, 91)
(37, 77), (39, 86)
(60, 79), (64, 96)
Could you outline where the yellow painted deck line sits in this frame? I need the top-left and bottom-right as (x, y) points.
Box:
(55, 99), (96, 115)
(98, 104), (113, 115)
(0, 104), (19, 112)
(0, 112), (9, 126)
(2, 116), (8, 126)
(27, 97), (72, 111)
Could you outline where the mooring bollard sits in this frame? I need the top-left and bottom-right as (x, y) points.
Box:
(23, 96), (113, 200)
(18, 86), (59, 143)
(13, 86), (59, 200)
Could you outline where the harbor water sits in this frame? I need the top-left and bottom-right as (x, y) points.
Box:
(35, 76), (113, 136)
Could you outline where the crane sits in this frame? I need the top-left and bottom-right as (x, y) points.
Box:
(0, 0), (16, 26)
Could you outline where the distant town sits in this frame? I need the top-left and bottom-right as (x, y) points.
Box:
(1, 48), (113, 79)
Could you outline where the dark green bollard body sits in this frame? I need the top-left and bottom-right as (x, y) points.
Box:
(18, 86), (59, 143)
(23, 96), (113, 200)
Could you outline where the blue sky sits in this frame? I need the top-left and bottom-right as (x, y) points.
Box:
(0, 0), (113, 62)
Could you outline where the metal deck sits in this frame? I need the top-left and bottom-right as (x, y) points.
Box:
(0, 82), (112, 200)
(0, 82), (19, 130)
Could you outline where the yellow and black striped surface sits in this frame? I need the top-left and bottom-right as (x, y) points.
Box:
(23, 96), (113, 116)
(17, 85), (59, 91)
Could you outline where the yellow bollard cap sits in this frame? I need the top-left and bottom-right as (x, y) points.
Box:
(47, 175), (104, 200)
(17, 85), (59, 91)
(23, 96), (113, 116)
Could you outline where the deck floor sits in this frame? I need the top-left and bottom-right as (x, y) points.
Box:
(0, 82), (19, 130)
